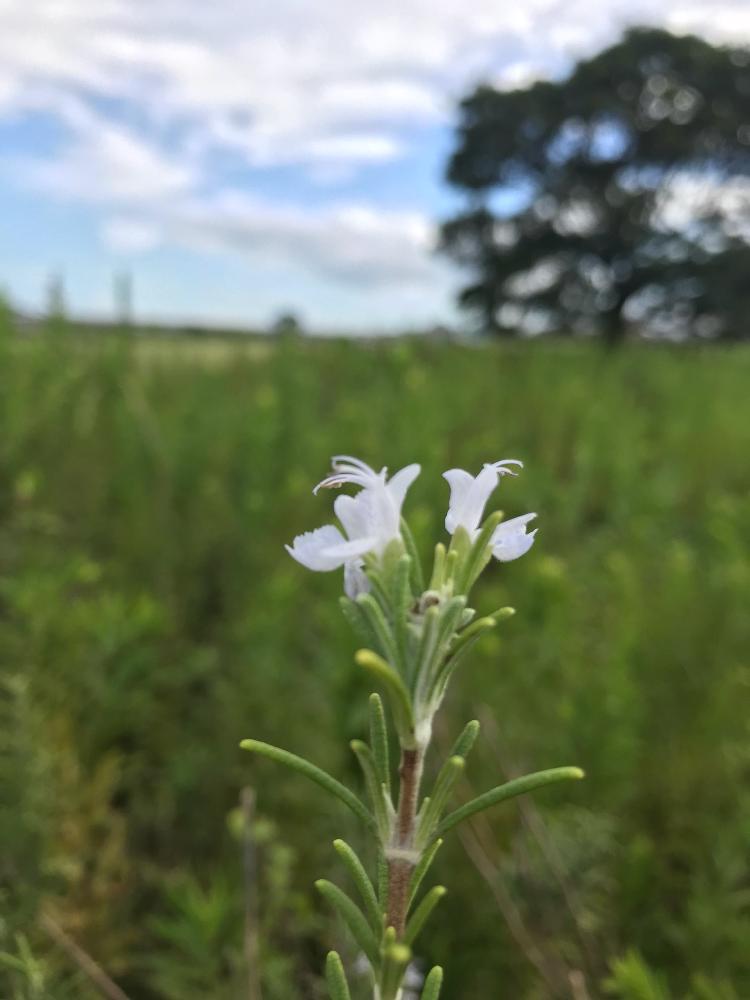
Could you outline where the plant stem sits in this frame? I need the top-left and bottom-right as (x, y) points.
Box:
(241, 786), (263, 1000)
(386, 746), (424, 936)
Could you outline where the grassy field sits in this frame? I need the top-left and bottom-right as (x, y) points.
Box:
(2, 317), (750, 999)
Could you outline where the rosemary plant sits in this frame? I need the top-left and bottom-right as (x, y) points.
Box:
(241, 456), (583, 999)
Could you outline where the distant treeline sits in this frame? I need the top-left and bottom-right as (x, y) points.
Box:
(442, 27), (750, 344)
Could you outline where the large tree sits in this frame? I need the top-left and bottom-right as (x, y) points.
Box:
(441, 28), (750, 342)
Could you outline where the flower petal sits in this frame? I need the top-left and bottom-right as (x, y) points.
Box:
(334, 493), (372, 541)
(285, 524), (350, 571)
(491, 513), (538, 562)
(322, 536), (378, 561)
(443, 469), (475, 534)
(339, 462), (419, 553)
(386, 463), (421, 508)
(444, 465), (498, 536)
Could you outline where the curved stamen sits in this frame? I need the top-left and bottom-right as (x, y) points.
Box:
(313, 456), (386, 494)
(331, 455), (381, 475)
(485, 459), (523, 477)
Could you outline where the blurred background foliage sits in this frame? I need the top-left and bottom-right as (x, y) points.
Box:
(1, 312), (749, 998)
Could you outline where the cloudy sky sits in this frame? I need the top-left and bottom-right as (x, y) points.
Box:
(1, 1), (748, 330)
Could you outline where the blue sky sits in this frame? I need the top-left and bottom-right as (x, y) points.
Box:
(1, 1), (748, 331)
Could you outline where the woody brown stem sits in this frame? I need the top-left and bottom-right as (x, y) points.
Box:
(386, 746), (424, 937)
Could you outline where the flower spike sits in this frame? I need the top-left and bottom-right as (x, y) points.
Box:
(259, 453), (582, 998)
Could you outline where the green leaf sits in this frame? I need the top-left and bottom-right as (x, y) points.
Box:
(333, 839), (382, 933)
(325, 951), (352, 1000)
(414, 604), (441, 688)
(356, 594), (399, 664)
(449, 719), (480, 759)
(391, 555), (414, 674)
(240, 739), (376, 833)
(377, 850), (389, 907)
(420, 596), (471, 696)
(369, 693), (391, 795)
(380, 939), (412, 1000)
(409, 838), (443, 905)
(421, 966), (444, 1000)
(456, 511), (503, 594)
(487, 606), (515, 623)
(432, 767), (585, 842)
(604, 949), (672, 1000)
(449, 615), (498, 657)
(443, 548), (459, 585)
(0, 952), (27, 973)
(339, 596), (380, 649)
(417, 757), (465, 845)
(351, 740), (392, 842)
(428, 617), (497, 701)
(404, 886), (447, 946)
(435, 596), (469, 649)
(400, 517), (425, 593)
(447, 525), (472, 568)
(355, 649), (415, 745)
(362, 563), (393, 614)
(428, 542), (446, 590)
(315, 880), (380, 968)
(381, 537), (407, 577)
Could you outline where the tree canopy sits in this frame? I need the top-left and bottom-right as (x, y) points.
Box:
(441, 28), (750, 342)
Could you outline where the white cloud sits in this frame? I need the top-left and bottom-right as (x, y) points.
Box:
(3, 1), (750, 175)
(103, 193), (442, 288)
(2, 0), (750, 323)
(102, 217), (161, 252)
(13, 117), (195, 203)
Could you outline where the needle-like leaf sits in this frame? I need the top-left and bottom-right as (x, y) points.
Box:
(417, 757), (465, 845)
(421, 966), (444, 1000)
(325, 951), (352, 1000)
(380, 939), (412, 1000)
(432, 767), (585, 841)
(456, 511), (504, 594)
(356, 594), (400, 664)
(429, 542), (446, 590)
(240, 739), (376, 833)
(404, 886), (447, 946)
(409, 838), (443, 905)
(339, 596), (380, 649)
(449, 719), (480, 759)
(369, 693), (391, 795)
(315, 879), (379, 968)
(333, 839), (382, 932)
(351, 740), (392, 842)
(400, 517), (425, 593)
(355, 649), (415, 744)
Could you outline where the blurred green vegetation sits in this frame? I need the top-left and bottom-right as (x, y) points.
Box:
(1, 315), (749, 998)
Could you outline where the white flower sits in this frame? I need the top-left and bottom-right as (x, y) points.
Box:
(443, 460), (523, 536)
(286, 456), (420, 596)
(285, 525), (374, 572)
(443, 459), (537, 562)
(490, 512), (537, 562)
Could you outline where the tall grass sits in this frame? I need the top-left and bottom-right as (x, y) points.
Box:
(2, 318), (749, 998)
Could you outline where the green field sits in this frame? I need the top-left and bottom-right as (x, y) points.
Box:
(2, 317), (750, 998)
